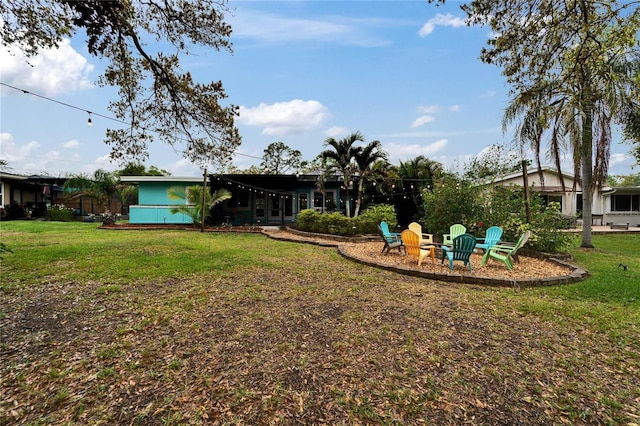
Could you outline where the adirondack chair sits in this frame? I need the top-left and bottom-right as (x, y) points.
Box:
(401, 229), (435, 266)
(441, 233), (477, 271)
(378, 222), (405, 255)
(443, 224), (466, 246)
(480, 230), (531, 270)
(475, 226), (503, 253)
(408, 222), (434, 246)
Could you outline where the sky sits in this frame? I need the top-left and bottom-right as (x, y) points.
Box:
(1, 0), (638, 178)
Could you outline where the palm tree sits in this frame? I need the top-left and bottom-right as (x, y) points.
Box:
(503, 58), (636, 248)
(63, 169), (119, 214)
(319, 132), (364, 217)
(167, 185), (231, 224)
(352, 140), (388, 216)
(395, 156), (443, 222)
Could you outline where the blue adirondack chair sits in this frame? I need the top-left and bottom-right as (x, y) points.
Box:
(475, 226), (503, 253)
(378, 221), (405, 254)
(441, 233), (477, 271)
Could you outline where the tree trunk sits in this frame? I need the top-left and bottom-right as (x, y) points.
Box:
(343, 175), (351, 217)
(580, 101), (595, 248)
(354, 179), (365, 217)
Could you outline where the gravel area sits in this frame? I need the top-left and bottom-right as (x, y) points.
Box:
(264, 228), (578, 282)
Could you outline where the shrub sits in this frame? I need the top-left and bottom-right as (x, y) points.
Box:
(353, 204), (398, 234)
(422, 178), (486, 239)
(296, 204), (398, 236)
(47, 204), (74, 222)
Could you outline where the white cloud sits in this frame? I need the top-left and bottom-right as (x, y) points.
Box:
(419, 13), (466, 37)
(410, 115), (436, 128)
(0, 38), (94, 96)
(63, 139), (80, 149)
(238, 100), (329, 137)
(418, 105), (439, 114)
(163, 158), (202, 176)
(410, 105), (444, 128)
(383, 139), (448, 162)
(324, 126), (350, 138)
(610, 153), (630, 167)
(0, 132), (40, 163)
(480, 90), (497, 98)
(449, 105), (461, 112)
(230, 9), (394, 47)
(80, 155), (118, 174)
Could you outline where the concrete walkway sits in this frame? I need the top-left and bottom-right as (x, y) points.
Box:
(567, 224), (640, 234)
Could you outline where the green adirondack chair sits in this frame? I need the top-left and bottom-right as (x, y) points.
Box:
(441, 233), (477, 271)
(480, 230), (531, 270)
(443, 224), (466, 246)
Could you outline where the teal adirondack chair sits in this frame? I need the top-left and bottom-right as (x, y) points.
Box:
(443, 224), (466, 246)
(441, 233), (477, 271)
(475, 226), (503, 253)
(480, 230), (531, 270)
(378, 221), (405, 254)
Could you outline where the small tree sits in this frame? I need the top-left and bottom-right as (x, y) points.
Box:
(260, 142), (306, 174)
(422, 175), (485, 239)
(167, 185), (231, 224)
(63, 169), (119, 214)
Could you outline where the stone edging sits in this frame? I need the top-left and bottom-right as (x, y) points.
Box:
(264, 229), (589, 287)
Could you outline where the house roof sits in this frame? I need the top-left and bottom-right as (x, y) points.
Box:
(492, 166), (578, 184)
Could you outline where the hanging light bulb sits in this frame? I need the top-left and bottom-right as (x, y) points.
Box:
(87, 112), (92, 127)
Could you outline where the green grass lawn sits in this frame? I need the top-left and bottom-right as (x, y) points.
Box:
(1, 221), (638, 425)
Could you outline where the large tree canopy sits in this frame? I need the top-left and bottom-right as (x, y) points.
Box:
(1, 0), (241, 168)
(449, 0), (640, 248)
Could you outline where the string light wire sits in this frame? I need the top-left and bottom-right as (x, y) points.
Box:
(0, 81), (263, 162)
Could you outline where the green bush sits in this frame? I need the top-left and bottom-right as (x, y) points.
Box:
(296, 204), (398, 236)
(46, 204), (74, 222)
(353, 204), (398, 234)
(296, 209), (321, 232)
(422, 177), (486, 239)
(422, 181), (574, 253)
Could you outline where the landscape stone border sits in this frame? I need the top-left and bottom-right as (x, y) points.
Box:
(266, 227), (589, 288)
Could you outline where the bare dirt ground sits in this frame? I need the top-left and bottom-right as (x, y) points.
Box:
(3, 228), (636, 425)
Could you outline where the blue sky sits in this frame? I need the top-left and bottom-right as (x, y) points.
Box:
(1, 0), (637, 177)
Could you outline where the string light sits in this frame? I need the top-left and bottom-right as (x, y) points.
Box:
(0, 82), (265, 162)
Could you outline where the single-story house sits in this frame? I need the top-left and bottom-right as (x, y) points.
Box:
(0, 172), (123, 219)
(0, 172), (66, 218)
(120, 172), (346, 225)
(491, 167), (640, 226)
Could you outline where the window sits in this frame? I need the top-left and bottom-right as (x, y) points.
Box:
(576, 194), (583, 214)
(230, 190), (249, 208)
(313, 192), (324, 208)
(299, 193), (308, 211)
(284, 196), (293, 216)
(610, 194), (640, 212)
(270, 195), (280, 217)
(540, 194), (562, 211)
(255, 194), (265, 217)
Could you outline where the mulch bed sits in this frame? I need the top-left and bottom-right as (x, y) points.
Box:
(262, 228), (588, 287)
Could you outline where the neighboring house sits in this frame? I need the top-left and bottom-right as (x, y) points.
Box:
(120, 172), (345, 225)
(490, 167), (640, 226)
(0, 172), (122, 219)
(0, 172), (66, 218)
